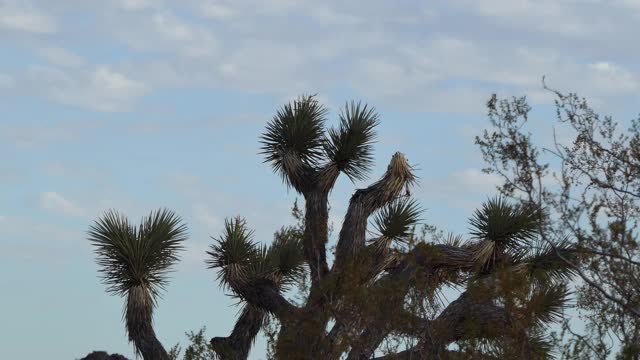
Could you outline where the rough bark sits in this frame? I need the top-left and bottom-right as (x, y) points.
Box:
(303, 189), (331, 287)
(126, 285), (170, 360)
(281, 156), (340, 288)
(210, 306), (265, 360)
(234, 278), (297, 318)
(333, 152), (415, 272)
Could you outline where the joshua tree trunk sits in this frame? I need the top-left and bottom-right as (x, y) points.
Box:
(125, 286), (169, 359)
(210, 305), (266, 360)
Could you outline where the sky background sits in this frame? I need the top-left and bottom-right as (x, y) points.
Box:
(1, 0), (639, 359)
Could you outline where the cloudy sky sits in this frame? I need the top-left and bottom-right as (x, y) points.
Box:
(1, 0), (639, 358)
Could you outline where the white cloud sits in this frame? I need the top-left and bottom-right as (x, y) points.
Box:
(451, 168), (502, 194)
(36, 47), (85, 68)
(454, 0), (609, 38)
(0, 123), (78, 148)
(166, 172), (201, 190)
(0, 1), (56, 34)
(181, 242), (209, 266)
(1, 0), (638, 113)
(27, 65), (149, 112)
(463, 0), (563, 21)
(113, 0), (156, 11)
(0, 166), (20, 184)
(417, 168), (504, 214)
(113, 10), (218, 58)
(152, 12), (194, 42)
(199, 1), (235, 19)
(214, 41), (309, 93)
(40, 191), (89, 218)
(0, 73), (14, 89)
(0, 215), (81, 243)
(94, 66), (146, 95)
(309, 5), (363, 26)
(42, 163), (68, 177)
(615, 0), (640, 14)
(348, 35), (640, 112)
(587, 61), (640, 94)
(193, 203), (220, 233)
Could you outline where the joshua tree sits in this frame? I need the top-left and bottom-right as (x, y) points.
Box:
(205, 95), (576, 359)
(88, 208), (188, 360)
(89, 95), (576, 359)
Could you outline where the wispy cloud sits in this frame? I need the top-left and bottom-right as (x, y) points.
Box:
(35, 47), (85, 68)
(0, 123), (75, 148)
(0, 215), (82, 243)
(417, 168), (503, 214)
(198, 1), (235, 20)
(0, 0), (56, 34)
(451, 168), (502, 195)
(0, 166), (21, 184)
(113, 0), (156, 11)
(111, 9), (218, 58)
(0, 120), (101, 149)
(453, 0), (612, 38)
(0, 0), (635, 113)
(40, 191), (89, 219)
(193, 202), (221, 233)
(25, 65), (148, 112)
(0, 73), (15, 89)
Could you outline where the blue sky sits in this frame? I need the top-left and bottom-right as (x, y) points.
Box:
(1, 0), (639, 359)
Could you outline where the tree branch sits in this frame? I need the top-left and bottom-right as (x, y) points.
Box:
(429, 291), (510, 346)
(210, 305), (265, 360)
(126, 285), (170, 360)
(234, 278), (298, 319)
(302, 188), (332, 287)
(370, 291), (525, 359)
(333, 152), (416, 271)
(344, 243), (476, 359)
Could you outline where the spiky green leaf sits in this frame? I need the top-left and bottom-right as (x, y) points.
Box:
(206, 217), (259, 290)
(526, 238), (577, 285)
(260, 95), (327, 187)
(267, 226), (306, 289)
(324, 101), (379, 181)
(372, 197), (422, 244)
(88, 208), (187, 300)
(524, 284), (572, 328)
(470, 197), (540, 267)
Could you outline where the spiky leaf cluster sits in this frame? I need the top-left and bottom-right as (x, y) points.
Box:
(324, 101), (379, 181)
(372, 197), (422, 245)
(267, 227), (306, 289)
(524, 284), (572, 328)
(260, 95), (328, 185)
(260, 96), (385, 191)
(525, 238), (577, 286)
(458, 331), (555, 360)
(88, 208), (187, 300)
(206, 217), (259, 290)
(470, 197), (540, 268)
(207, 217), (306, 296)
(455, 198), (574, 359)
